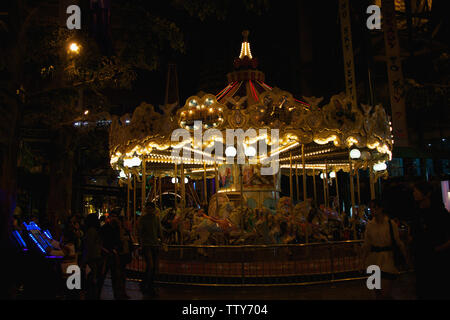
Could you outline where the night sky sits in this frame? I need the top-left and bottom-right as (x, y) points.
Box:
(115, 1), (346, 114)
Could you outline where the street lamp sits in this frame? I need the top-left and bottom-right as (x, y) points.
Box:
(69, 42), (81, 54)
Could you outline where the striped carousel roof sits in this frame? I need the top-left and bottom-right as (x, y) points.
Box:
(215, 30), (310, 110)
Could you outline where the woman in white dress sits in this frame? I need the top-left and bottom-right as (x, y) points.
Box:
(362, 200), (407, 299)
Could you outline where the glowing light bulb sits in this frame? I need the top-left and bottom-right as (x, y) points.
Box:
(244, 146), (256, 157)
(373, 162), (387, 171)
(225, 146), (237, 157)
(205, 98), (213, 106)
(350, 149), (361, 159)
(123, 156), (142, 167)
(69, 42), (80, 53)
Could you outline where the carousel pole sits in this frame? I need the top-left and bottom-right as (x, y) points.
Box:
(153, 174), (157, 210)
(302, 144), (307, 202)
(295, 162), (299, 202)
(133, 174), (136, 234)
(203, 162), (208, 206)
(356, 168), (361, 206)
(214, 157), (219, 211)
(239, 165), (244, 221)
(289, 152), (293, 200)
(141, 160), (146, 212)
(349, 155), (356, 214)
(335, 169), (341, 215)
(127, 173), (131, 222)
(313, 168), (317, 207)
(322, 171), (327, 207)
(369, 165), (376, 200)
(174, 163), (178, 210)
(273, 166), (279, 202)
(181, 162), (185, 209)
(349, 155), (356, 239)
(159, 174), (162, 210)
(325, 160), (329, 208)
(180, 162), (185, 246)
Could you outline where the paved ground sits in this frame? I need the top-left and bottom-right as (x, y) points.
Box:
(100, 273), (416, 300)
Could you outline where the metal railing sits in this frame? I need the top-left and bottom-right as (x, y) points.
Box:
(126, 240), (374, 286)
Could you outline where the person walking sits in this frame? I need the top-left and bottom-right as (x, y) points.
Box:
(411, 181), (450, 299)
(137, 201), (162, 296)
(83, 214), (103, 300)
(98, 211), (125, 299)
(117, 214), (132, 299)
(67, 215), (84, 265)
(362, 199), (407, 299)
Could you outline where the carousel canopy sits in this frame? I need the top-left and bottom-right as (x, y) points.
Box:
(109, 31), (393, 179)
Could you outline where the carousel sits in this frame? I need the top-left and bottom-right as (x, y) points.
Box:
(109, 31), (393, 246)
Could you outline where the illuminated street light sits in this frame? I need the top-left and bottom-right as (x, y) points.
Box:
(69, 42), (80, 54)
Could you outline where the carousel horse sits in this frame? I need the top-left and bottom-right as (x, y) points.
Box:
(160, 208), (178, 244)
(293, 200), (311, 221)
(277, 197), (293, 216)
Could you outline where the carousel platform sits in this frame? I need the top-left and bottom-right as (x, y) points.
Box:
(126, 241), (367, 286)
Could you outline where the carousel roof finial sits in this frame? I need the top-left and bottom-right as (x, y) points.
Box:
(234, 30), (258, 71)
(239, 30), (253, 59)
